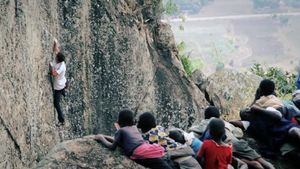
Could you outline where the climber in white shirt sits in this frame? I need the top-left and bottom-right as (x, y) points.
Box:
(50, 39), (67, 126)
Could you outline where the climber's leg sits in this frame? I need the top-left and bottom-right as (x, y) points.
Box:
(54, 89), (64, 124)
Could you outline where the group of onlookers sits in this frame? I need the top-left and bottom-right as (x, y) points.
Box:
(85, 72), (300, 169)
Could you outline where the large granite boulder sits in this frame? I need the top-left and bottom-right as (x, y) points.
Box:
(196, 69), (262, 120)
(0, 0), (207, 167)
(35, 138), (145, 169)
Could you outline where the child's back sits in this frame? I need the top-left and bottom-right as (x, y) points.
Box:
(198, 140), (232, 169)
(254, 79), (283, 109)
(114, 126), (145, 156)
(137, 112), (202, 169)
(197, 118), (232, 169)
(168, 128), (203, 154)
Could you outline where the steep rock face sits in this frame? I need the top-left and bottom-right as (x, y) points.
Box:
(0, 1), (62, 168)
(35, 138), (145, 169)
(0, 0), (207, 168)
(197, 69), (261, 120)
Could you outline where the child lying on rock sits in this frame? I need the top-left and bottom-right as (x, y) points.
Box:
(168, 128), (202, 154)
(137, 112), (202, 169)
(85, 109), (172, 169)
(253, 79), (300, 124)
(230, 79), (300, 167)
(242, 79), (300, 147)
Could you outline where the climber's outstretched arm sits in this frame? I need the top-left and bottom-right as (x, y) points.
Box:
(53, 38), (60, 55)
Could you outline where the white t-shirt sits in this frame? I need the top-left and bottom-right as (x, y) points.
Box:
(51, 61), (66, 90)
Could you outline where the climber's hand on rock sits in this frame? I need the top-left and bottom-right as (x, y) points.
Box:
(53, 38), (60, 54)
(54, 38), (58, 44)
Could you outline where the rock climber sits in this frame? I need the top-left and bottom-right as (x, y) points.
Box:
(50, 39), (67, 126)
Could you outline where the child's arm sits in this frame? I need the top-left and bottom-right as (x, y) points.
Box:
(95, 134), (118, 150)
(250, 105), (282, 121)
(103, 135), (114, 142)
(196, 142), (206, 165)
(229, 120), (245, 130)
(227, 147), (233, 165)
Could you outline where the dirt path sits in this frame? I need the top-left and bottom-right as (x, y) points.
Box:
(165, 12), (300, 22)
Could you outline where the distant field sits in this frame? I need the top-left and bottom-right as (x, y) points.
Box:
(170, 15), (300, 75)
(169, 0), (300, 75)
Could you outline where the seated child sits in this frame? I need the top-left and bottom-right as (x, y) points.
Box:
(137, 112), (202, 169)
(254, 79), (300, 124)
(192, 106), (274, 169)
(245, 79), (300, 147)
(168, 128), (202, 154)
(88, 110), (172, 169)
(197, 118), (232, 169)
(253, 79), (283, 109)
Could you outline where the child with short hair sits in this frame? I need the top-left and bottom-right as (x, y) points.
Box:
(137, 112), (202, 169)
(168, 129), (202, 154)
(197, 118), (232, 169)
(89, 110), (172, 169)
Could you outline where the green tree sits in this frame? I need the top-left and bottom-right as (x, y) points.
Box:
(163, 0), (178, 15)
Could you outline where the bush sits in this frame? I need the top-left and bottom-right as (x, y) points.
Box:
(163, 0), (179, 15)
(177, 41), (203, 76)
(180, 55), (194, 76)
(250, 64), (297, 98)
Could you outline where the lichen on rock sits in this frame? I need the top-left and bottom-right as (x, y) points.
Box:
(194, 69), (262, 120)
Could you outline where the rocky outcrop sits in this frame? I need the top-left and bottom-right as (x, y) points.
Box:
(0, 0), (207, 168)
(35, 138), (145, 169)
(194, 69), (261, 120)
(191, 70), (207, 91)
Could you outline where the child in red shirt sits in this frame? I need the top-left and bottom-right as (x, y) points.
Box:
(197, 118), (232, 169)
